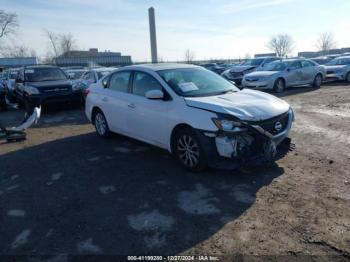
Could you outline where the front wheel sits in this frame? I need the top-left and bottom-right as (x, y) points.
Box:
(346, 72), (350, 83)
(273, 78), (285, 93)
(93, 110), (110, 137)
(313, 74), (323, 88)
(173, 128), (207, 171)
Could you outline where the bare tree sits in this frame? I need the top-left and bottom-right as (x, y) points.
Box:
(184, 49), (195, 64)
(44, 30), (60, 57)
(0, 10), (18, 39)
(1, 44), (36, 57)
(316, 32), (336, 55)
(59, 33), (76, 55)
(44, 29), (77, 58)
(267, 34), (294, 58)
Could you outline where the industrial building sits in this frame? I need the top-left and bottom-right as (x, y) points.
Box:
(298, 47), (350, 58)
(0, 57), (37, 69)
(54, 48), (132, 67)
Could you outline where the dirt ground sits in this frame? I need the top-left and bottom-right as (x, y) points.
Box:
(0, 83), (349, 260)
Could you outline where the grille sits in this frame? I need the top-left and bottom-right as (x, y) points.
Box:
(327, 70), (334, 74)
(42, 85), (71, 93)
(250, 112), (290, 135)
(229, 72), (243, 78)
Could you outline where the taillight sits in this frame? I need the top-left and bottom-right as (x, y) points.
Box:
(83, 89), (90, 97)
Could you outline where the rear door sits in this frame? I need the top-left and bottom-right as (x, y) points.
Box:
(285, 61), (303, 86)
(301, 60), (316, 84)
(97, 71), (132, 134)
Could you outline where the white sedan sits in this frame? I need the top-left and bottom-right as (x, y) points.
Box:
(85, 64), (293, 171)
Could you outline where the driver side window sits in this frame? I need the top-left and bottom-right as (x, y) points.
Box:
(132, 71), (163, 97)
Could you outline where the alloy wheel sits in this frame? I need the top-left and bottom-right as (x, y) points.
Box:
(315, 74), (322, 87)
(177, 134), (200, 168)
(95, 113), (107, 136)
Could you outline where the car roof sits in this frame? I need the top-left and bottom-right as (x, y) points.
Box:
(122, 63), (199, 72)
(90, 67), (116, 72)
(334, 56), (350, 59)
(24, 65), (59, 70)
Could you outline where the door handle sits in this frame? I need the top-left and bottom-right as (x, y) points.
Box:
(128, 103), (136, 109)
(102, 97), (108, 102)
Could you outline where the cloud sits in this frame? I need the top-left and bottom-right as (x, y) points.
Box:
(221, 0), (295, 14)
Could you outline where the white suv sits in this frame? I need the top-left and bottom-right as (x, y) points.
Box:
(85, 64), (293, 171)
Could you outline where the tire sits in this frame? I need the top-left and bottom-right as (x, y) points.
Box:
(346, 72), (350, 83)
(273, 78), (285, 93)
(93, 110), (110, 138)
(313, 74), (323, 88)
(172, 127), (207, 171)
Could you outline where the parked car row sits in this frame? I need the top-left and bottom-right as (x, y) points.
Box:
(0, 65), (117, 110)
(199, 55), (349, 93)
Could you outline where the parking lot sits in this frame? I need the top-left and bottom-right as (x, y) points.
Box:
(0, 83), (349, 258)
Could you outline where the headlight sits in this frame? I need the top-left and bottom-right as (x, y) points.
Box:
(72, 83), (80, 91)
(212, 118), (244, 131)
(24, 85), (40, 95)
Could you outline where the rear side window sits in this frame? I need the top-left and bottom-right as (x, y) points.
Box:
(132, 71), (163, 97)
(109, 71), (131, 93)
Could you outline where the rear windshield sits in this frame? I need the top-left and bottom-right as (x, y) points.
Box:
(25, 68), (67, 82)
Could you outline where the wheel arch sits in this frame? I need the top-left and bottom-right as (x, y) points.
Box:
(91, 106), (102, 123)
(169, 123), (193, 153)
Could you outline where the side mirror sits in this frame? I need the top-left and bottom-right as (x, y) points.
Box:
(145, 89), (164, 99)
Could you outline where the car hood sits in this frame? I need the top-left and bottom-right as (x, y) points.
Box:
(229, 65), (256, 73)
(323, 65), (347, 70)
(245, 71), (279, 77)
(27, 80), (72, 91)
(184, 89), (290, 121)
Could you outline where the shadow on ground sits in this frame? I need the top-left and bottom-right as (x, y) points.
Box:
(0, 132), (285, 256)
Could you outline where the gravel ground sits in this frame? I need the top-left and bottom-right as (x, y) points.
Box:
(0, 83), (349, 260)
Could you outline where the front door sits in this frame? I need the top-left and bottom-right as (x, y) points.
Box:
(126, 71), (169, 148)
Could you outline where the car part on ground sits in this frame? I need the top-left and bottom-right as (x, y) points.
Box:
(85, 63), (293, 171)
(0, 106), (41, 142)
(242, 58), (326, 92)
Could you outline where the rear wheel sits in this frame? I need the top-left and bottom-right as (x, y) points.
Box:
(313, 74), (323, 88)
(273, 78), (285, 93)
(173, 128), (207, 171)
(93, 110), (110, 137)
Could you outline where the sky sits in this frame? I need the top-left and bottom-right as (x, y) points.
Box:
(1, 0), (350, 61)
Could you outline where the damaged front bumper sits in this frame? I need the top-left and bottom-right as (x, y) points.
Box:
(196, 109), (293, 169)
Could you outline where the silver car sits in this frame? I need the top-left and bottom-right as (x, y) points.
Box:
(242, 59), (326, 93)
(323, 56), (350, 83)
(221, 57), (280, 86)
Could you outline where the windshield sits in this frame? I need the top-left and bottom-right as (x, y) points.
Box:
(241, 58), (264, 66)
(25, 68), (67, 82)
(158, 67), (239, 97)
(261, 61), (291, 71)
(326, 58), (350, 66)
